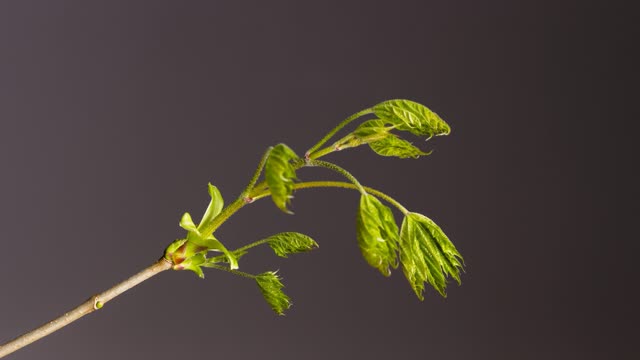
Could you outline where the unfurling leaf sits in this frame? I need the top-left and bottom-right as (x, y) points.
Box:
(373, 99), (450, 137)
(265, 143), (300, 214)
(255, 271), (291, 315)
(176, 189), (238, 270)
(399, 212), (463, 300)
(179, 212), (198, 233)
(266, 232), (319, 258)
(198, 183), (224, 232)
(356, 194), (399, 277)
(369, 135), (432, 159)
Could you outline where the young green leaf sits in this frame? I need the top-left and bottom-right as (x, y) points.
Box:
(356, 194), (399, 277)
(373, 99), (451, 137)
(198, 183), (224, 232)
(369, 135), (432, 159)
(266, 232), (319, 258)
(399, 216), (444, 299)
(409, 212), (464, 282)
(399, 212), (463, 300)
(265, 143), (300, 214)
(179, 212), (198, 233)
(255, 271), (291, 315)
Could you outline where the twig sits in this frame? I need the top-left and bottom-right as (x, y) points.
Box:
(0, 258), (172, 358)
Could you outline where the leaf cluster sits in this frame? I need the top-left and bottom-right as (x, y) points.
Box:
(356, 201), (464, 299)
(164, 183), (238, 278)
(326, 99), (450, 160)
(166, 184), (318, 313)
(164, 99), (464, 314)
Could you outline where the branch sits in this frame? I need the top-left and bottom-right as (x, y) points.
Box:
(0, 258), (172, 358)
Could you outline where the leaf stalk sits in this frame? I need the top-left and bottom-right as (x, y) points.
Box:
(306, 108), (372, 156)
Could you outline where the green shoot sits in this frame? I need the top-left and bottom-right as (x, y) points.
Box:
(0, 99), (464, 358)
(166, 99), (463, 312)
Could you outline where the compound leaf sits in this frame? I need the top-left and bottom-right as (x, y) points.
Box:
(399, 212), (463, 300)
(410, 213), (464, 282)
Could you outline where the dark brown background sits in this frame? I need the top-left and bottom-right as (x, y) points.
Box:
(0, 1), (637, 359)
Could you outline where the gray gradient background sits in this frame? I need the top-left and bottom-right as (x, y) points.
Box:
(0, 1), (637, 359)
